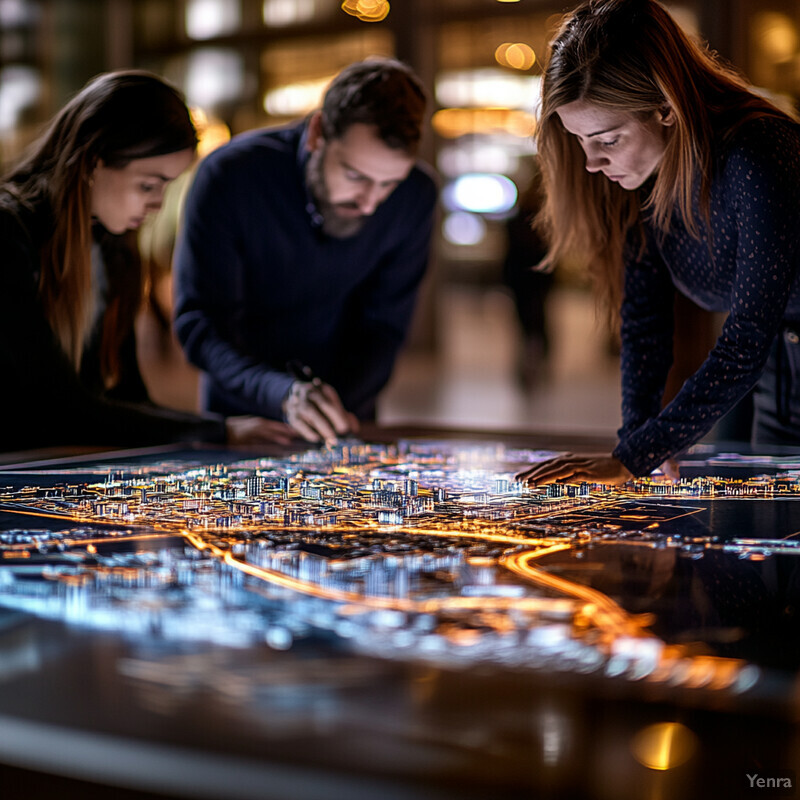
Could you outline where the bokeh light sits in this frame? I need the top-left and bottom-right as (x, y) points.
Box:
(446, 173), (518, 214)
(264, 76), (332, 116)
(185, 48), (244, 109)
(0, 64), (41, 132)
(190, 108), (232, 158)
(436, 69), (540, 108)
(432, 108), (536, 139)
(443, 211), (487, 246)
(263, 0), (316, 26)
(185, 0), (240, 40)
(437, 142), (515, 178)
(754, 11), (798, 63)
(495, 42), (536, 70)
(341, 0), (390, 22)
(630, 722), (698, 771)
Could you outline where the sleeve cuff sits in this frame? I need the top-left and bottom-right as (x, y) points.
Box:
(612, 437), (668, 478)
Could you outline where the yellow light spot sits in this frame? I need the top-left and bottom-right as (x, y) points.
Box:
(432, 107), (536, 139)
(190, 108), (231, 157)
(631, 722), (698, 771)
(506, 109), (536, 137)
(342, 0), (390, 21)
(494, 42), (513, 66)
(495, 42), (536, 70)
(445, 627), (482, 646)
(754, 12), (798, 63)
(505, 43), (536, 70)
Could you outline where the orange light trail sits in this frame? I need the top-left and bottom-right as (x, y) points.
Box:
(501, 547), (655, 640)
(183, 531), (577, 615)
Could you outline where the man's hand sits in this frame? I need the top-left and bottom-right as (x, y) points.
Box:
(515, 453), (633, 486)
(282, 380), (358, 444)
(225, 416), (296, 446)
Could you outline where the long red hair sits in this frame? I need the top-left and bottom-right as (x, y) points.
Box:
(537, 0), (792, 324)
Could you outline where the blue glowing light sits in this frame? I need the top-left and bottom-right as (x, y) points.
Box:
(448, 173), (518, 214)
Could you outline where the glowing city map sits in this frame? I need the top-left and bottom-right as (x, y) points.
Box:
(2, 438), (800, 699)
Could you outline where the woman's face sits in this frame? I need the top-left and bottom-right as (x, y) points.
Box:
(555, 100), (673, 190)
(90, 149), (194, 234)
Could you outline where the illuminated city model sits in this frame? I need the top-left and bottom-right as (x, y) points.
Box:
(1, 439), (799, 696)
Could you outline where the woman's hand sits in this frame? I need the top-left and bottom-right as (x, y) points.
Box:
(658, 458), (680, 481)
(225, 416), (296, 446)
(515, 453), (634, 486)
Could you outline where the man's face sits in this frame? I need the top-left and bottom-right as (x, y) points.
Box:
(306, 120), (415, 238)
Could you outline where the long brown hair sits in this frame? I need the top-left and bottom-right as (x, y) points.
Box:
(537, 0), (791, 322)
(1, 70), (197, 373)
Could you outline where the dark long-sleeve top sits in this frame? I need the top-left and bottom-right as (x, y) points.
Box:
(0, 195), (226, 452)
(614, 116), (800, 476)
(172, 120), (437, 421)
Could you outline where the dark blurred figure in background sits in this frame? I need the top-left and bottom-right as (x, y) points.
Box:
(502, 168), (554, 389)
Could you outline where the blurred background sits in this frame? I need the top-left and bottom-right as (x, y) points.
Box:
(2, 0), (800, 439)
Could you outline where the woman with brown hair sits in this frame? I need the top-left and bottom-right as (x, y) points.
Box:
(518, 0), (800, 486)
(0, 70), (292, 451)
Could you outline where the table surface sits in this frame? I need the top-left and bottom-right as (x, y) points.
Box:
(0, 426), (797, 800)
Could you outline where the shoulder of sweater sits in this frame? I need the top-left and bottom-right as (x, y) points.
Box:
(0, 197), (47, 292)
(0, 193), (33, 235)
(393, 160), (439, 209)
(719, 113), (800, 157)
(408, 159), (439, 192)
(0, 193), (52, 255)
(199, 122), (302, 173)
(712, 115), (800, 192)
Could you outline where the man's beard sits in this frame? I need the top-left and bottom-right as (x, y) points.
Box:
(305, 147), (368, 239)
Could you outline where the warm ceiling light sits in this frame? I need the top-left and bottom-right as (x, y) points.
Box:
(754, 11), (798, 63)
(496, 42), (536, 70)
(341, 0), (390, 22)
(432, 107), (536, 139)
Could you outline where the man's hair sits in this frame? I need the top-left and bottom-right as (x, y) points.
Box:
(320, 58), (427, 153)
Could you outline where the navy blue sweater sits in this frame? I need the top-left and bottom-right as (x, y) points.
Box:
(614, 116), (800, 476)
(173, 121), (437, 420)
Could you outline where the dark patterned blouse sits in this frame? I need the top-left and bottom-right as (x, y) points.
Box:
(613, 115), (800, 476)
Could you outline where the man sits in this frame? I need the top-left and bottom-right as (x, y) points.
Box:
(173, 58), (437, 444)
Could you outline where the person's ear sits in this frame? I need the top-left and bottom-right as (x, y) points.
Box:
(306, 111), (324, 152)
(659, 104), (676, 127)
(87, 158), (104, 187)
